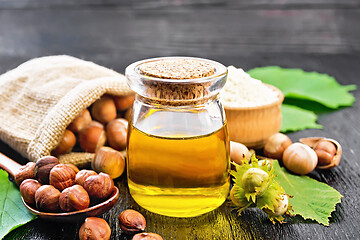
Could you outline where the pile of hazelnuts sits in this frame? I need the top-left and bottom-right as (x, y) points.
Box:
(15, 156), (114, 213)
(15, 157), (163, 240)
(230, 133), (342, 175)
(52, 94), (135, 179)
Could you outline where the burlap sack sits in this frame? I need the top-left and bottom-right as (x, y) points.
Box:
(0, 55), (133, 167)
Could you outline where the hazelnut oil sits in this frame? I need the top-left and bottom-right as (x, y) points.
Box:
(127, 124), (230, 218)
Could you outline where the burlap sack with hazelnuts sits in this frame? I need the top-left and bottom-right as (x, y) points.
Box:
(0, 55), (133, 167)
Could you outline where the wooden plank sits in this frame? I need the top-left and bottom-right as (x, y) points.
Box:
(2, 53), (360, 239)
(0, 3), (359, 240)
(0, 8), (359, 72)
(0, 0), (359, 9)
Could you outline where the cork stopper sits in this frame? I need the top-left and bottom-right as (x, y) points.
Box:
(126, 57), (227, 106)
(139, 59), (215, 79)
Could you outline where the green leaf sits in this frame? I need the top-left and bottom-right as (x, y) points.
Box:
(281, 104), (322, 132)
(272, 161), (342, 226)
(0, 170), (36, 239)
(248, 66), (356, 109)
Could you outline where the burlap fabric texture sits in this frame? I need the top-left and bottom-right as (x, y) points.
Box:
(0, 55), (133, 167)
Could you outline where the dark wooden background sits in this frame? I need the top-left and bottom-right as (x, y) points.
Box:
(0, 0), (360, 239)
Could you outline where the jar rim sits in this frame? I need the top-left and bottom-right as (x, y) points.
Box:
(125, 56), (227, 84)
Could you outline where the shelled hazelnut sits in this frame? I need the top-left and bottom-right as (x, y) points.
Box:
(314, 140), (337, 166)
(52, 129), (76, 156)
(92, 147), (125, 179)
(118, 209), (146, 234)
(49, 164), (77, 191)
(35, 185), (61, 212)
(20, 179), (42, 205)
(83, 173), (114, 200)
(106, 118), (128, 151)
(15, 162), (36, 186)
(300, 137), (342, 169)
(78, 121), (107, 153)
(91, 95), (117, 124)
(34, 156), (60, 184)
(79, 217), (111, 240)
(75, 170), (98, 187)
(65, 164), (80, 174)
(132, 233), (163, 240)
(59, 185), (90, 212)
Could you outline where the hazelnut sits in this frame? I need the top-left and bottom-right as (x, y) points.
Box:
(113, 94), (135, 111)
(79, 121), (106, 153)
(15, 162), (35, 185)
(282, 143), (318, 175)
(92, 147), (125, 179)
(300, 137), (342, 169)
(91, 95), (117, 124)
(264, 133), (292, 160)
(230, 141), (250, 165)
(79, 217), (111, 240)
(65, 163), (80, 174)
(105, 118), (128, 151)
(132, 233), (163, 240)
(20, 179), (42, 205)
(119, 209), (146, 234)
(314, 140), (337, 166)
(35, 185), (61, 212)
(124, 108), (132, 122)
(68, 109), (92, 133)
(83, 173), (114, 200)
(49, 164), (77, 191)
(34, 156), (60, 184)
(51, 130), (76, 156)
(75, 170), (97, 187)
(59, 185), (90, 212)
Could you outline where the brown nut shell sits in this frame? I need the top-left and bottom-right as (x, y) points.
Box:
(51, 129), (76, 156)
(34, 156), (60, 184)
(264, 133), (292, 160)
(15, 162), (36, 186)
(20, 179), (42, 205)
(132, 233), (163, 240)
(49, 164), (77, 191)
(68, 109), (92, 133)
(92, 147), (125, 179)
(119, 209), (146, 234)
(59, 185), (90, 212)
(106, 118), (128, 151)
(300, 137), (342, 169)
(282, 143), (318, 175)
(79, 121), (107, 153)
(75, 170), (98, 187)
(91, 95), (117, 124)
(230, 141), (250, 165)
(35, 185), (61, 212)
(113, 94), (135, 111)
(79, 217), (111, 240)
(83, 173), (114, 200)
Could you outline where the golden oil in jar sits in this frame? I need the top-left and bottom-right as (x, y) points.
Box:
(127, 124), (230, 218)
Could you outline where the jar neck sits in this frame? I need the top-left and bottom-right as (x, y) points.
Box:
(136, 94), (219, 107)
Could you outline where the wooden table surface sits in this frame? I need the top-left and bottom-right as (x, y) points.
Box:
(0, 1), (360, 239)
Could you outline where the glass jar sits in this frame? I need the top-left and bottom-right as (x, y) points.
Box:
(125, 57), (229, 217)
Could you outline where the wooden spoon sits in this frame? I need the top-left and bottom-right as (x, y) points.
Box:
(0, 152), (119, 222)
